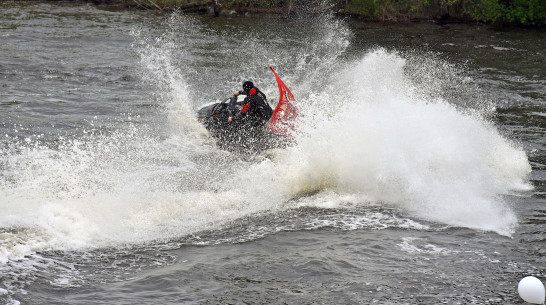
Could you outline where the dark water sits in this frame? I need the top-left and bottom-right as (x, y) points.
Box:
(0, 2), (545, 304)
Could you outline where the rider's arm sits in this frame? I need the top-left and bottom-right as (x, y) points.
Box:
(233, 90), (248, 96)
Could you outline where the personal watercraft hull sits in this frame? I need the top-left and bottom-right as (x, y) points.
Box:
(198, 67), (297, 153)
(197, 97), (290, 153)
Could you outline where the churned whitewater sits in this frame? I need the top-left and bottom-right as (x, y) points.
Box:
(0, 2), (544, 304)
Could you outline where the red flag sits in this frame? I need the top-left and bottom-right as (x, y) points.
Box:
(269, 66), (298, 138)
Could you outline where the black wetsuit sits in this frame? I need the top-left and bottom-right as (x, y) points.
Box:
(228, 87), (273, 127)
(240, 88), (267, 103)
(241, 93), (273, 126)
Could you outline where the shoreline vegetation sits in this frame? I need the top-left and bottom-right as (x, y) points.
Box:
(40, 0), (546, 27)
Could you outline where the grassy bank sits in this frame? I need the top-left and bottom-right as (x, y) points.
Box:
(338, 0), (546, 26)
(92, 0), (546, 27)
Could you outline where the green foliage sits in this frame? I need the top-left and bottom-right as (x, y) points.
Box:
(467, 0), (506, 23)
(345, 0), (379, 17)
(467, 0), (546, 26)
(343, 0), (467, 21)
(123, 0), (546, 26)
(506, 0), (546, 26)
(339, 0), (545, 26)
(219, 0), (290, 9)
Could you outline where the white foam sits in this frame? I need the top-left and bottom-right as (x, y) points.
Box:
(398, 237), (457, 255)
(273, 49), (531, 236)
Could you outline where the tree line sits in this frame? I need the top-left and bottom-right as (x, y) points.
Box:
(336, 0), (545, 26)
(109, 0), (545, 26)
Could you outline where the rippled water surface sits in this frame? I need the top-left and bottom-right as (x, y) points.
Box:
(0, 2), (545, 304)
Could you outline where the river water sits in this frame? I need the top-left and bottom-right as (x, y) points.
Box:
(0, 2), (544, 304)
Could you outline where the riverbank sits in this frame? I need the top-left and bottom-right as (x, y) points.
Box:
(83, 0), (546, 27)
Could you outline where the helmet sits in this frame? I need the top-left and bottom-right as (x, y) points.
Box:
(243, 81), (254, 92)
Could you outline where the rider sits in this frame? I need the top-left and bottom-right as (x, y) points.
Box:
(228, 81), (273, 127)
(235, 81), (267, 102)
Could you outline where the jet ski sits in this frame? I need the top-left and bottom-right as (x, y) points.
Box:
(197, 66), (298, 153)
(197, 94), (288, 152)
